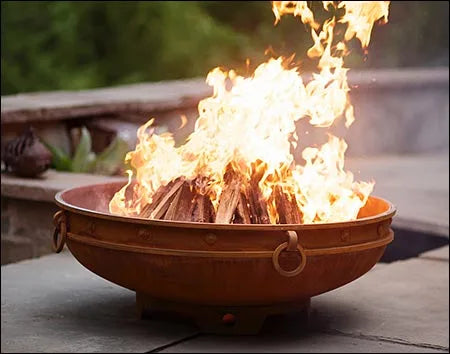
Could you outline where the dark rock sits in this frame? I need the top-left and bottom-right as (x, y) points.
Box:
(2, 126), (52, 178)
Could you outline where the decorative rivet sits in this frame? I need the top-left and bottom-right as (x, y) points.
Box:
(340, 230), (350, 242)
(87, 221), (96, 235)
(222, 313), (236, 326)
(205, 233), (217, 245)
(138, 229), (152, 241)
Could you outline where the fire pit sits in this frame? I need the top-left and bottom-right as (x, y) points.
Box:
(51, 1), (395, 335)
(53, 181), (395, 334)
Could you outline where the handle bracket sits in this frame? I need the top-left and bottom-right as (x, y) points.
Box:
(52, 210), (67, 253)
(272, 230), (306, 277)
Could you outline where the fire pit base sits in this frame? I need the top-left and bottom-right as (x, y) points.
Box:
(136, 292), (311, 335)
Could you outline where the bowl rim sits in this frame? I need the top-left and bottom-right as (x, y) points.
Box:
(55, 181), (396, 231)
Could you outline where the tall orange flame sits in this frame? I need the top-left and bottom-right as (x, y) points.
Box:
(110, 1), (390, 224)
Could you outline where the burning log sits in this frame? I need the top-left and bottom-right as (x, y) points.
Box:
(243, 163), (271, 224)
(192, 194), (215, 223)
(245, 180), (271, 224)
(233, 192), (252, 224)
(215, 179), (241, 224)
(138, 178), (305, 225)
(213, 167), (242, 224)
(274, 185), (302, 224)
(164, 181), (196, 221)
(137, 165), (304, 225)
(139, 179), (184, 219)
(191, 177), (216, 223)
(163, 186), (183, 220)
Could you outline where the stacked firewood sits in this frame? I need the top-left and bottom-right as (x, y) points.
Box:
(138, 166), (303, 224)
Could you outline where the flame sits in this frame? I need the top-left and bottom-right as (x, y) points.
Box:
(110, 1), (389, 224)
(339, 1), (390, 49)
(178, 114), (188, 129)
(272, 1), (320, 29)
(292, 135), (373, 224)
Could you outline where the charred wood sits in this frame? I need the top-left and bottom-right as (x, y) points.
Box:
(139, 178), (184, 219)
(274, 185), (302, 224)
(164, 182), (196, 221)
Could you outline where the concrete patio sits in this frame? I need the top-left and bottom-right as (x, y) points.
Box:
(1, 245), (448, 353)
(1, 151), (449, 353)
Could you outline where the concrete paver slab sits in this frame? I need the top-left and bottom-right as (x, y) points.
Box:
(346, 153), (449, 237)
(1, 252), (198, 353)
(161, 256), (448, 353)
(2, 244), (448, 353)
(310, 258), (449, 349)
(420, 246), (449, 261)
(160, 332), (446, 353)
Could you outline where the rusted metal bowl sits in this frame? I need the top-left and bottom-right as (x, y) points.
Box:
(53, 181), (396, 334)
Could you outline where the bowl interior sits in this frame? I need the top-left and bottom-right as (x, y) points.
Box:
(60, 180), (124, 214)
(57, 181), (395, 229)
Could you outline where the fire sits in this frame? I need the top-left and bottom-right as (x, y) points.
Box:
(272, 1), (320, 29)
(339, 1), (390, 49)
(110, 1), (390, 224)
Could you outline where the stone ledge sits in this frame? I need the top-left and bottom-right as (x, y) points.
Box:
(1, 170), (125, 203)
(1, 78), (212, 124)
(347, 67), (449, 89)
(2, 68), (448, 124)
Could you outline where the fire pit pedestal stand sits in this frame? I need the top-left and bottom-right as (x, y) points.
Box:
(136, 293), (311, 335)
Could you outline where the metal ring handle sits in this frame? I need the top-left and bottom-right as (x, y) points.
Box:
(272, 231), (306, 277)
(52, 210), (67, 253)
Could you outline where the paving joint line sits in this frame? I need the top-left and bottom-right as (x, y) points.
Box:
(146, 332), (202, 353)
(419, 256), (449, 263)
(145, 328), (449, 353)
(316, 328), (449, 352)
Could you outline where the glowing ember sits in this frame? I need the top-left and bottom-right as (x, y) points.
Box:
(110, 1), (390, 224)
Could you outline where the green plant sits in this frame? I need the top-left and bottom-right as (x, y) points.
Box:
(41, 127), (130, 175)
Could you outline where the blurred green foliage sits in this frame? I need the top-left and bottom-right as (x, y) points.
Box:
(41, 126), (129, 174)
(2, 1), (448, 95)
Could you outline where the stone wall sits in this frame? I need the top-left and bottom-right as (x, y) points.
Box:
(1, 171), (124, 265)
(1, 197), (58, 265)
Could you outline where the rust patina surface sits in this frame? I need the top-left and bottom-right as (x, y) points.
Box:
(52, 181), (396, 334)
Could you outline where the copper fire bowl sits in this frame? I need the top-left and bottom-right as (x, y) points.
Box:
(53, 181), (396, 307)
